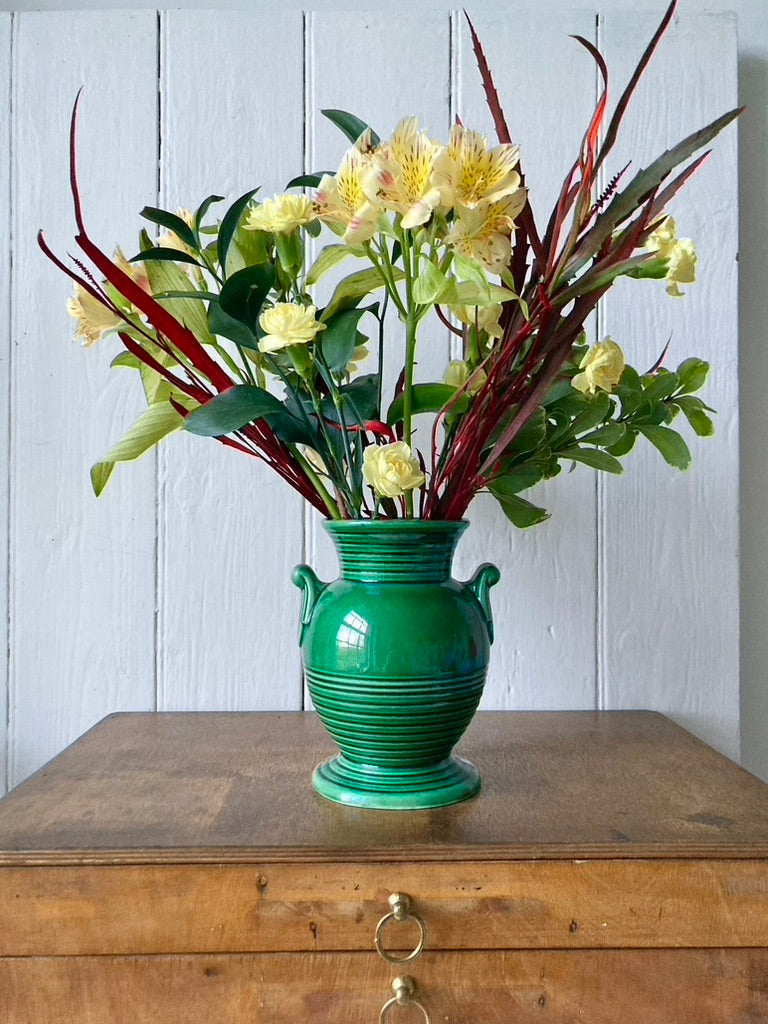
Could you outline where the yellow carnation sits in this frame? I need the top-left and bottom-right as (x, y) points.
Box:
(572, 338), (625, 395)
(258, 303), (326, 353)
(362, 441), (425, 498)
(245, 194), (316, 235)
(645, 216), (697, 297)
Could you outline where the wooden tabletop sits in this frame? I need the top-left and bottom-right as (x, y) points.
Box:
(0, 711), (767, 865)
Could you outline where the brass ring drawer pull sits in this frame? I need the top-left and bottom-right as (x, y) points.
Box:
(374, 892), (426, 964)
(379, 976), (431, 1023)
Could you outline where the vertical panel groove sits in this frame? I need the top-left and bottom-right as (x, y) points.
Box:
(595, 10), (605, 713)
(3, 11), (15, 795)
(152, 9), (161, 714)
(301, 10), (311, 710)
(156, 9), (167, 713)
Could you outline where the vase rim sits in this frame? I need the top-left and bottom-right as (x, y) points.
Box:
(323, 518), (468, 534)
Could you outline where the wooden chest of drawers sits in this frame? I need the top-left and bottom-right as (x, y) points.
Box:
(1, 711), (767, 1022)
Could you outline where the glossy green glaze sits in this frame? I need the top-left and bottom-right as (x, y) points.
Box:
(292, 520), (500, 809)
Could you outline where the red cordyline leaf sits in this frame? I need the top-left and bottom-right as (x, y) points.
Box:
(40, 92), (332, 516)
(463, 11), (544, 267)
(65, 96), (233, 394)
(592, 0), (678, 179)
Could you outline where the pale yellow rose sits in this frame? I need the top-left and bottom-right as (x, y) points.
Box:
(645, 216), (697, 297)
(571, 338), (625, 395)
(244, 194), (316, 235)
(67, 283), (121, 347)
(362, 441), (425, 498)
(258, 303), (326, 353)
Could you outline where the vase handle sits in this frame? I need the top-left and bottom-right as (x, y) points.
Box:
(466, 563), (501, 645)
(292, 564), (328, 646)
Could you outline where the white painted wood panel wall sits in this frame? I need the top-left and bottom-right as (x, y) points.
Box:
(1, 9), (738, 794)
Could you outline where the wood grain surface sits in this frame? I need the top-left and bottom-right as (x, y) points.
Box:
(0, 712), (766, 863)
(2, 858), (768, 956)
(2, 949), (766, 1023)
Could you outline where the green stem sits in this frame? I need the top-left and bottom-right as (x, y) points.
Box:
(291, 447), (343, 520)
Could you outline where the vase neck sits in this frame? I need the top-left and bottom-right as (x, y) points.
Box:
(325, 521), (466, 583)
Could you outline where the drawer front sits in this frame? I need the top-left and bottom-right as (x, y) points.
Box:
(1, 860), (768, 956)
(1, 949), (767, 1023)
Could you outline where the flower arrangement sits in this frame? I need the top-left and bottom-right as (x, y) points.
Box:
(41, 1), (738, 528)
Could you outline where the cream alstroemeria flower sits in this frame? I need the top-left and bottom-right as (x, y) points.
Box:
(645, 216), (697, 297)
(444, 359), (487, 396)
(258, 303), (326, 353)
(157, 208), (196, 254)
(314, 130), (381, 244)
(432, 125), (522, 211)
(244, 193), (316, 235)
(363, 117), (442, 229)
(114, 246), (151, 295)
(449, 302), (504, 340)
(572, 338), (625, 395)
(362, 440), (425, 498)
(346, 343), (369, 376)
(67, 284), (121, 347)
(445, 192), (527, 273)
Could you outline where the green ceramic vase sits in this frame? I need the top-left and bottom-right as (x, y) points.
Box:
(292, 520), (500, 809)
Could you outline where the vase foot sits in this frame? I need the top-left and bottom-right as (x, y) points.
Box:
(311, 753), (480, 809)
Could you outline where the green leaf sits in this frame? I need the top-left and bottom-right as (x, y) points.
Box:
(110, 351), (140, 370)
(489, 406), (547, 455)
(449, 280), (517, 306)
(451, 253), (490, 290)
(140, 207), (198, 250)
(387, 383), (458, 426)
(306, 244), (361, 286)
(219, 263), (275, 330)
(91, 402), (185, 496)
(321, 109), (380, 147)
(144, 260), (214, 344)
(673, 396), (715, 437)
(322, 267), (397, 322)
(559, 446), (624, 474)
(637, 424), (692, 469)
(338, 373), (380, 423)
(578, 422), (627, 447)
(642, 370), (680, 402)
(412, 262), (450, 304)
(194, 194), (225, 231)
(217, 187), (260, 275)
(488, 480), (550, 528)
(285, 172), (332, 189)
(130, 247), (206, 268)
(608, 427), (638, 458)
(619, 365), (643, 392)
(90, 461), (115, 497)
(208, 301), (258, 347)
(567, 106), (742, 275)
(184, 385), (287, 436)
(489, 462), (544, 495)
(570, 392), (613, 435)
(676, 357), (710, 394)
(319, 307), (372, 375)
